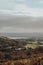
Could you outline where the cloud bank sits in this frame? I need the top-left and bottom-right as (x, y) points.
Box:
(0, 0), (43, 33)
(0, 16), (43, 33)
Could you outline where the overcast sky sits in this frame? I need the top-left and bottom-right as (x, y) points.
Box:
(0, 0), (43, 33)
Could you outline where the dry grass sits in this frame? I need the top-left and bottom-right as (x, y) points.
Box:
(25, 44), (38, 49)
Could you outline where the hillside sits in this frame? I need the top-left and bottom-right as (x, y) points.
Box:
(0, 36), (43, 65)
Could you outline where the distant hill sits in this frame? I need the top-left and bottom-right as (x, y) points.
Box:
(0, 33), (43, 39)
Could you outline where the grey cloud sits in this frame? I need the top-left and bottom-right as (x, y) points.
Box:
(0, 15), (43, 29)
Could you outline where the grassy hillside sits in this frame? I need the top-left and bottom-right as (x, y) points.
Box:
(0, 36), (43, 65)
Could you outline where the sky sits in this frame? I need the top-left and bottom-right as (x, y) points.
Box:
(0, 0), (43, 16)
(0, 0), (43, 33)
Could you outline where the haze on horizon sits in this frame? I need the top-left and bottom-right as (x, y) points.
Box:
(0, 0), (43, 33)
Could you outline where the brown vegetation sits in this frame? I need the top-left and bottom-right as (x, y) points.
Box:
(0, 36), (43, 65)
